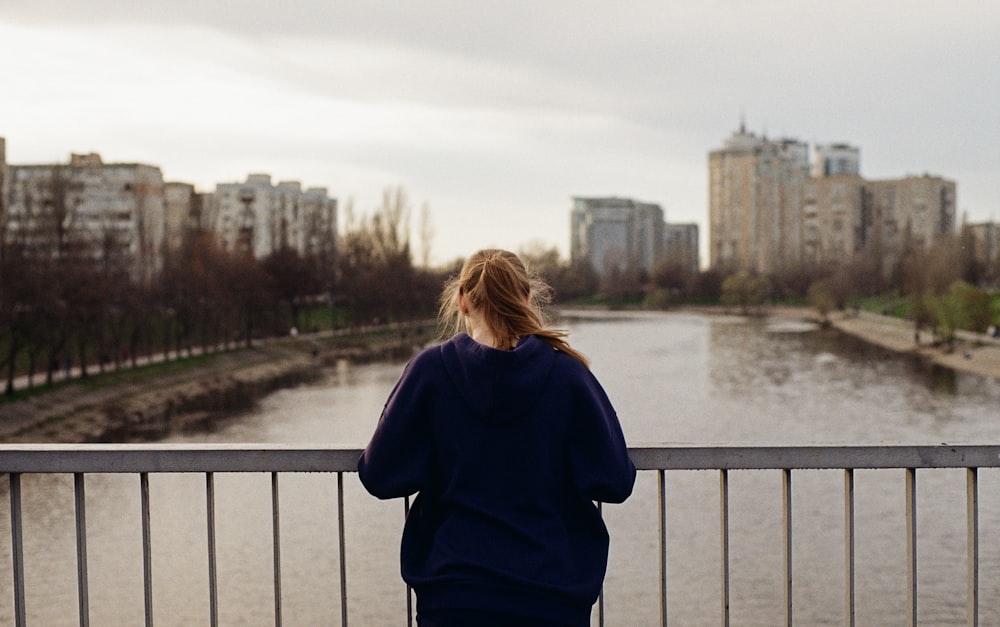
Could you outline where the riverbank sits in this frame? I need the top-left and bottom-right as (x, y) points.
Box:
(766, 305), (1000, 382)
(0, 324), (435, 443)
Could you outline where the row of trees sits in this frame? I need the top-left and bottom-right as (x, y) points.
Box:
(0, 186), (445, 395)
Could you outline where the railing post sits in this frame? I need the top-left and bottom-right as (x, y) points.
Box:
(720, 469), (730, 627)
(658, 469), (668, 627)
(74, 473), (90, 627)
(404, 495), (413, 627)
(906, 468), (917, 627)
(597, 500), (604, 627)
(140, 472), (154, 627)
(337, 472), (348, 627)
(967, 468), (979, 627)
(844, 469), (855, 627)
(9, 473), (26, 627)
(272, 472), (282, 627)
(206, 472), (219, 627)
(782, 469), (792, 627)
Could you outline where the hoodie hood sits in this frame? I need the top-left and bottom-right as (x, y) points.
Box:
(440, 333), (556, 422)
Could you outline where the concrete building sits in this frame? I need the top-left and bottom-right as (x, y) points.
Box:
(163, 182), (216, 255)
(164, 182), (196, 253)
(570, 196), (699, 278)
(865, 175), (956, 271)
(213, 174), (337, 259)
(803, 175), (867, 266)
(662, 223), (700, 275)
(570, 197), (663, 277)
(966, 221), (999, 284)
(711, 125), (956, 277)
(6, 152), (165, 279)
(811, 143), (861, 177)
(709, 124), (810, 274)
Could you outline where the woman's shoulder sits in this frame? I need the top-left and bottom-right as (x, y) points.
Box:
(411, 342), (447, 368)
(548, 344), (595, 382)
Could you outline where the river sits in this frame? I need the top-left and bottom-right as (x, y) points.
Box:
(4, 310), (1000, 625)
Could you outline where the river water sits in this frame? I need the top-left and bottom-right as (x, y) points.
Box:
(4, 310), (1000, 625)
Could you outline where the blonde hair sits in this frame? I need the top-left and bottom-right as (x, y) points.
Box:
(439, 249), (588, 367)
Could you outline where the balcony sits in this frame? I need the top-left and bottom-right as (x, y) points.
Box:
(2, 444), (997, 626)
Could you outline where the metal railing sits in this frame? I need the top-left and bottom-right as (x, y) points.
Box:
(3, 444), (999, 626)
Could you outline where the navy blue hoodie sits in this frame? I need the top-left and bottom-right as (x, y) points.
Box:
(358, 333), (636, 623)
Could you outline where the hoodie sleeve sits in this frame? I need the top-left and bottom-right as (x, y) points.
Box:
(357, 352), (436, 499)
(568, 368), (636, 504)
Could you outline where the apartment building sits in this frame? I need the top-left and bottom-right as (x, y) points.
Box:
(966, 221), (999, 283)
(570, 196), (699, 278)
(810, 143), (860, 178)
(803, 175), (867, 266)
(570, 197), (660, 277)
(663, 223), (700, 275)
(6, 151), (165, 280)
(709, 125), (809, 274)
(710, 125), (956, 277)
(213, 174), (337, 260)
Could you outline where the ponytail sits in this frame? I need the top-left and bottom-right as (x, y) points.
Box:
(439, 249), (588, 367)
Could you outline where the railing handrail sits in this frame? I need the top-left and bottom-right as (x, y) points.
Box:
(2, 443), (999, 473)
(4, 443), (998, 626)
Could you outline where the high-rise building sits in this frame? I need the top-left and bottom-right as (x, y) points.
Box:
(212, 174), (337, 260)
(6, 152), (165, 279)
(811, 143), (861, 177)
(710, 125), (956, 276)
(570, 197), (663, 276)
(966, 221), (999, 281)
(662, 223), (700, 275)
(865, 175), (956, 273)
(163, 181), (216, 254)
(709, 125), (809, 274)
(802, 175), (867, 266)
(570, 196), (698, 278)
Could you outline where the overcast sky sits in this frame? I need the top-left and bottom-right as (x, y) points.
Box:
(2, 1), (998, 266)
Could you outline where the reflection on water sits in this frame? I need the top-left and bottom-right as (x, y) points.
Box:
(4, 311), (1000, 625)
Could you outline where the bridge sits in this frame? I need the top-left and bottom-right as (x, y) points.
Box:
(2, 444), (997, 626)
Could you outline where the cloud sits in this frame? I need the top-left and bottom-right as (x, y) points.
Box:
(2, 0), (998, 262)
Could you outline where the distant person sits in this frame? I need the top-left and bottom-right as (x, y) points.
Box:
(358, 248), (636, 627)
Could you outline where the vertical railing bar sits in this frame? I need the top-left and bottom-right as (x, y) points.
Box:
(404, 495), (413, 627)
(206, 472), (219, 627)
(271, 472), (282, 627)
(597, 500), (604, 627)
(140, 472), (154, 627)
(10, 473), (27, 627)
(337, 472), (348, 627)
(967, 468), (979, 627)
(720, 469), (730, 627)
(844, 469), (856, 627)
(906, 468), (917, 627)
(74, 473), (90, 627)
(782, 468), (792, 627)
(658, 469), (668, 627)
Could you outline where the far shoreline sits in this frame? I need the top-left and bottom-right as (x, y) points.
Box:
(746, 305), (1000, 383)
(3, 306), (997, 445)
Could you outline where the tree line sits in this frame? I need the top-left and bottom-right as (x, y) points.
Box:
(0, 186), (444, 395)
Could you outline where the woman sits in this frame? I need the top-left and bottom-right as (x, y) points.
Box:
(358, 249), (635, 626)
